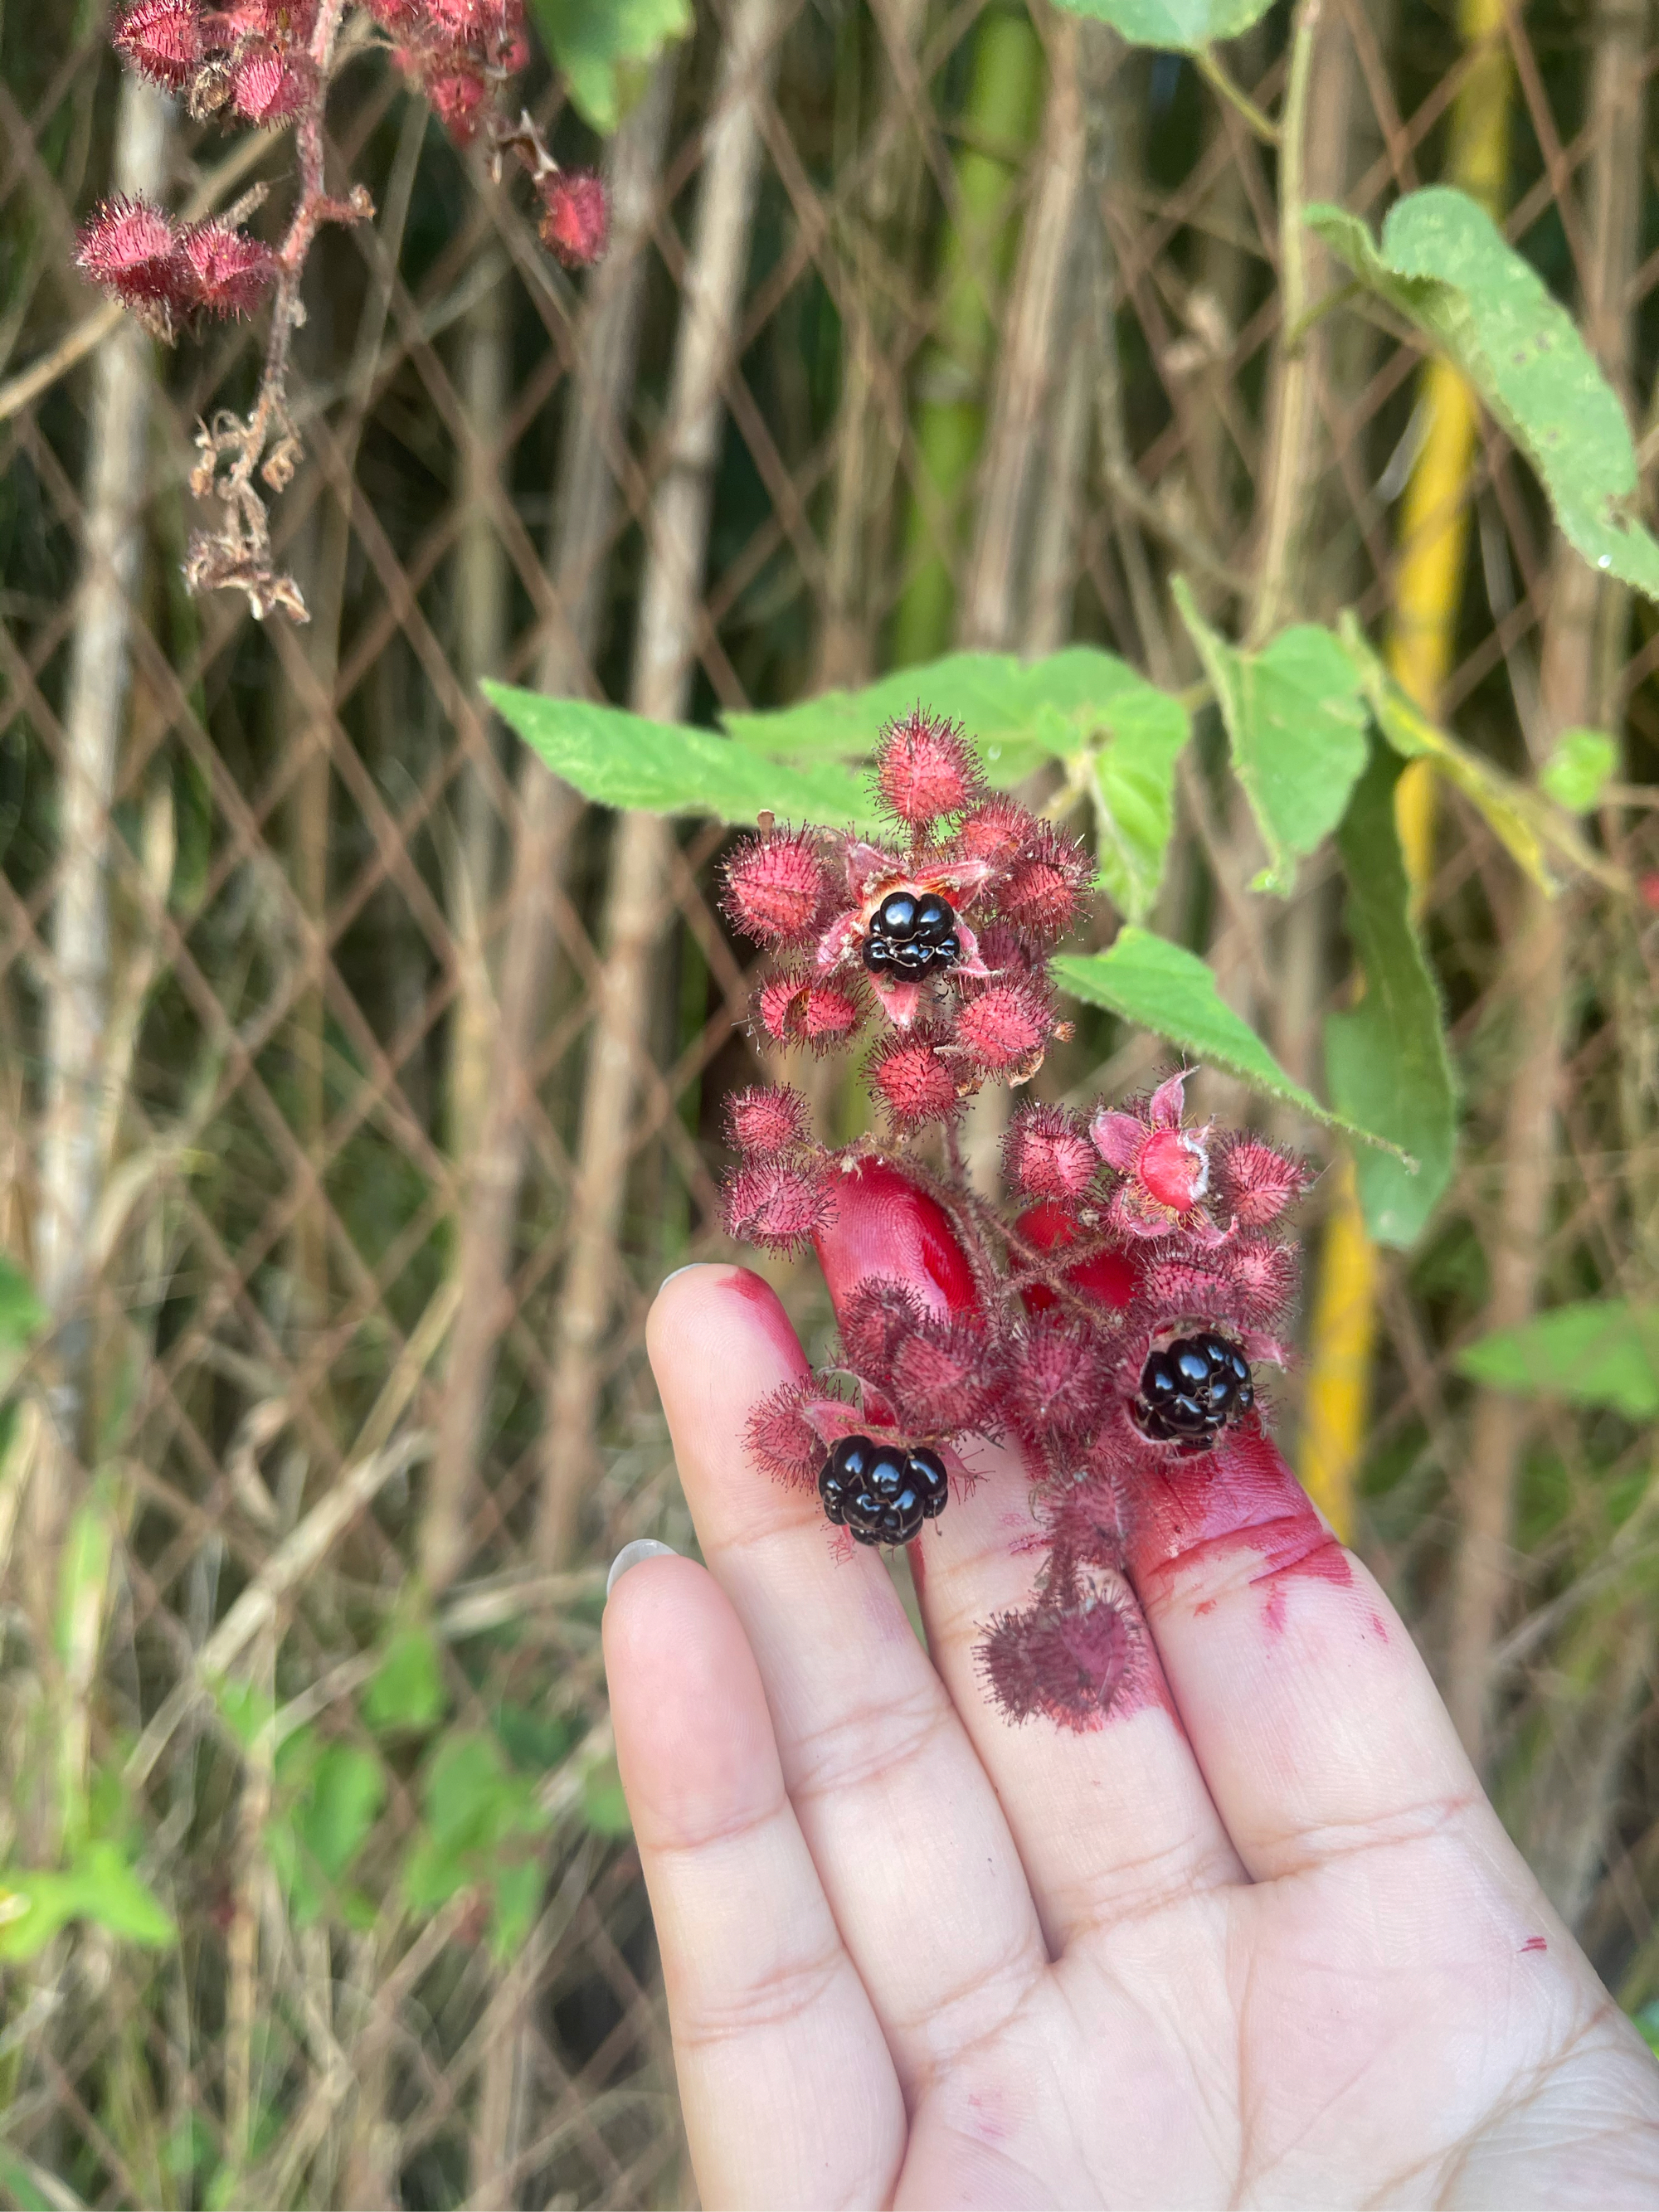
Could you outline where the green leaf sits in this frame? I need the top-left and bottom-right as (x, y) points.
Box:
(1325, 748), (1458, 1247)
(1540, 727), (1617, 814)
(487, 683), (874, 830)
(1045, 0), (1275, 51)
(581, 1755), (633, 1839)
(0, 1253), (44, 1353)
(1338, 618), (1613, 893)
(401, 1732), (549, 1917)
(1173, 581), (1370, 896)
(362, 1623), (445, 1734)
(1053, 930), (1408, 1155)
(1456, 1301), (1659, 1419)
(527, 0), (693, 134)
(1307, 188), (1659, 599)
(299, 1745), (385, 1885)
(489, 1860), (544, 1962)
(0, 1845), (174, 1962)
(726, 648), (1190, 921)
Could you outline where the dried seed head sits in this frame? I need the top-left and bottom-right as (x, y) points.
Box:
(874, 708), (984, 826)
(539, 169), (610, 268)
(1004, 1102), (1096, 1201)
(723, 828), (831, 946)
(723, 1084), (810, 1159)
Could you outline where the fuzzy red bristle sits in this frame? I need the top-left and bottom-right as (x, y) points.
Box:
(951, 795), (1036, 868)
(231, 39), (310, 123)
(1004, 1101), (1096, 1200)
(75, 197), (186, 322)
(113, 0), (202, 89)
(887, 1316), (1000, 1433)
(722, 1159), (835, 1252)
(746, 1378), (827, 1487)
(176, 221), (277, 318)
(868, 1027), (959, 1128)
(838, 1277), (927, 1379)
(874, 708), (984, 825)
(979, 1575), (1133, 1729)
(540, 169), (609, 267)
(723, 828), (830, 946)
(1006, 1320), (1109, 1441)
(1212, 1131), (1314, 1226)
(799, 977), (863, 1051)
(723, 1083), (810, 1158)
(952, 979), (1050, 1074)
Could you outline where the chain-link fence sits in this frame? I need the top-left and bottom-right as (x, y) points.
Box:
(2, 0), (1658, 2203)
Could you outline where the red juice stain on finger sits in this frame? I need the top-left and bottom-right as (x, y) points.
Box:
(720, 1266), (810, 1376)
(812, 1158), (978, 1321)
(1520, 1935), (1548, 1955)
(1125, 1421), (1356, 1626)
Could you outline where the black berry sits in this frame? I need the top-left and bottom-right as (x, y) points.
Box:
(1134, 1332), (1253, 1446)
(819, 1435), (950, 1545)
(862, 889), (961, 981)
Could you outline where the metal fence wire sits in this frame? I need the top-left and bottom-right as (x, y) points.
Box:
(2, 0), (1659, 2203)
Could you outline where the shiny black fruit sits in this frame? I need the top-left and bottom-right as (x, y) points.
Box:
(1135, 1332), (1253, 1446)
(861, 890), (961, 982)
(819, 1434), (950, 1545)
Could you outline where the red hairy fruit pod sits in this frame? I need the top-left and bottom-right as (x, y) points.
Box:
(75, 197), (190, 333)
(722, 1159), (836, 1253)
(231, 39), (314, 124)
(952, 977), (1052, 1076)
(838, 1277), (927, 1383)
(868, 1025), (961, 1130)
(1211, 1130), (1316, 1227)
(723, 827), (831, 947)
(423, 65), (489, 143)
(998, 824), (1092, 943)
(113, 0), (203, 89)
(724, 1083), (810, 1159)
(886, 1315), (1002, 1435)
(1005, 1320), (1110, 1442)
(1216, 1232), (1299, 1325)
(980, 1568), (1135, 1730)
(746, 1378), (827, 1487)
(176, 221), (277, 318)
(754, 967), (864, 1053)
(874, 708), (985, 827)
(951, 795), (1037, 869)
(539, 170), (610, 270)
(1004, 1101), (1096, 1201)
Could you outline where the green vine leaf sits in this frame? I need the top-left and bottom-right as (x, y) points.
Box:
(1053, 930), (1409, 1156)
(1456, 1300), (1659, 1420)
(1540, 727), (1617, 814)
(1326, 747), (1458, 1247)
(1308, 187), (1659, 600)
(1046, 0), (1275, 49)
(486, 684), (875, 830)
(526, 0), (693, 134)
(1173, 581), (1370, 897)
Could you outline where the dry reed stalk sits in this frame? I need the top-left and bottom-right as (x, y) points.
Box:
(535, 0), (790, 1571)
(1297, 0), (1514, 1541)
(421, 57), (679, 1593)
(816, 0), (931, 689)
(32, 74), (170, 1583)
(1447, 0), (1648, 1761)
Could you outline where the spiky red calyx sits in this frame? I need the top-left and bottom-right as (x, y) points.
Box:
(1005, 1320), (1111, 1443)
(177, 219), (277, 317)
(980, 1568), (1135, 1730)
(540, 169), (609, 269)
(724, 828), (831, 947)
(953, 977), (1052, 1077)
(722, 1159), (836, 1253)
(113, 0), (202, 88)
(887, 1315), (1001, 1435)
(999, 825), (1091, 943)
(76, 197), (180, 304)
(746, 1378), (828, 1487)
(724, 1084), (810, 1159)
(1005, 1102), (1096, 1201)
(754, 967), (864, 1053)
(1212, 1131), (1315, 1227)
(875, 708), (984, 827)
(952, 796), (1035, 868)
(868, 1026), (960, 1130)
(231, 38), (312, 123)
(838, 1277), (927, 1382)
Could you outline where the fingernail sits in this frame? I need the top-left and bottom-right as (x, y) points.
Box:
(658, 1263), (701, 1290)
(606, 1538), (679, 1599)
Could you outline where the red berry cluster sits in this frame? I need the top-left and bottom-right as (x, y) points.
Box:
(722, 709), (1316, 1731)
(77, 197), (278, 339)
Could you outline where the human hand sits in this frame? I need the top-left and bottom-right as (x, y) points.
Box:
(604, 1262), (1659, 2209)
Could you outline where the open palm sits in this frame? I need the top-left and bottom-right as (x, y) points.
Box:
(604, 1266), (1659, 2208)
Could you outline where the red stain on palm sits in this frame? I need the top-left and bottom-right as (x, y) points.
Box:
(813, 1158), (980, 1319)
(721, 1266), (810, 1376)
(1520, 1935), (1548, 1955)
(1124, 1421), (1355, 1620)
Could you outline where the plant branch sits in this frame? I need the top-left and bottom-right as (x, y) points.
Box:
(1193, 44), (1280, 147)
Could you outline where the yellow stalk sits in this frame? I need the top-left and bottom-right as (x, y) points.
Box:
(1297, 0), (1511, 1538)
